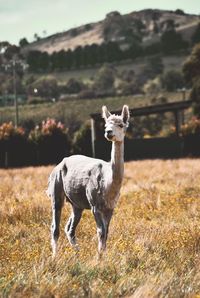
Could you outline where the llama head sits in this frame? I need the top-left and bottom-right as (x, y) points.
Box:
(102, 105), (130, 142)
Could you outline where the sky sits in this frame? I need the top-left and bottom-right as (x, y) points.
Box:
(1, 0), (200, 45)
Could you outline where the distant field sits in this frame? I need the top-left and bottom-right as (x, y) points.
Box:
(1, 159), (200, 297)
(0, 91), (189, 126)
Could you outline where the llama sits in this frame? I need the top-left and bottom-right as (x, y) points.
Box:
(46, 105), (130, 256)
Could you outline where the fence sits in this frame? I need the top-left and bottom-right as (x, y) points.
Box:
(0, 138), (69, 168)
(94, 135), (200, 161)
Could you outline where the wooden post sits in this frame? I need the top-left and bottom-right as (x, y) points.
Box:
(91, 118), (96, 158)
(174, 110), (181, 137)
(5, 151), (8, 168)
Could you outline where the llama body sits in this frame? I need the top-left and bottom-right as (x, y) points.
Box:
(47, 105), (129, 256)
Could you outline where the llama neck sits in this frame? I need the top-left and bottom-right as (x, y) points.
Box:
(111, 141), (124, 183)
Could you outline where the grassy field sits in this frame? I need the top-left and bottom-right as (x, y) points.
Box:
(1, 159), (200, 297)
(0, 91), (189, 127)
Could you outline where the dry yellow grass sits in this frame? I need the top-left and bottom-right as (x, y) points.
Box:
(1, 159), (200, 297)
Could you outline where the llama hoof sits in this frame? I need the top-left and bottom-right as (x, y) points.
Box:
(74, 244), (80, 251)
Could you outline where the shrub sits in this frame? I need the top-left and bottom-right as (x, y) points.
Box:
(175, 9), (185, 15)
(117, 80), (141, 96)
(27, 97), (51, 105)
(65, 78), (85, 94)
(26, 76), (59, 99)
(78, 89), (96, 99)
(0, 122), (25, 140)
(160, 70), (185, 91)
(72, 121), (92, 156)
(182, 43), (200, 84)
(93, 64), (116, 94)
(165, 117), (200, 137)
(0, 122), (27, 167)
(29, 118), (70, 164)
(180, 117), (200, 136)
(191, 22), (200, 45)
(29, 118), (67, 143)
(143, 77), (162, 95)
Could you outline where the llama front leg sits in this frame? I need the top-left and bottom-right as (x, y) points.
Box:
(92, 207), (113, 254)
(65, 206), (83, 247)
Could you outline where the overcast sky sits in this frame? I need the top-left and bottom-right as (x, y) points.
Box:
(1, 0), (199, 45)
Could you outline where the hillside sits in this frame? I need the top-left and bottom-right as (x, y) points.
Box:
(23, 9), (199, 54)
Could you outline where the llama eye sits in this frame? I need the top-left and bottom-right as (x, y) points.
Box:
(118, 124), (124, 128)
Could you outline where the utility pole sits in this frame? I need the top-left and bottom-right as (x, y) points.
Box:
(12, 59), (19, 127)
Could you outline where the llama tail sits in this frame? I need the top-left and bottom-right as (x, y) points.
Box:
(47, 167), (64, 257)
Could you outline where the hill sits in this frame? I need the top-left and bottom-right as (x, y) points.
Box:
(23, 9), (199, 54)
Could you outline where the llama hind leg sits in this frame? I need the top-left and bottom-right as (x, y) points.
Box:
(51, 195), (64, 257)
(65, 206), (82, 247)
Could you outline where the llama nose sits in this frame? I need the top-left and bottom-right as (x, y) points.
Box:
(106, 130), (113, 138)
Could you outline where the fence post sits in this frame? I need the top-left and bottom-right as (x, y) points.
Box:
(174, 110), (181, 137)
(5, 151), (8, 168)
(91, 118), (96, 158)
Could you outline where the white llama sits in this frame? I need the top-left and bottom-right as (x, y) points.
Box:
(46, 105), (130, 256)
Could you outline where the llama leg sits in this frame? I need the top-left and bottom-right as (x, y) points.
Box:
(65, 206), (83, 246)
(51, 195), (64, 257)
(92, 207), (113, 254)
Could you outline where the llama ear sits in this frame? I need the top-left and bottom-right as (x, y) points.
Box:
(102, 106), (111, 120)
(121, 105), (130, 125)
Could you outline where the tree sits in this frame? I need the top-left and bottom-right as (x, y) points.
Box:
(175, 9), (185, 15)
(33, 33), (41, 41)
(93, 64), (116, 95)
(191, 23), (200, 45)
(145, 56), (164, 79)
(128, 41), (143, 60)
(39, 52), (49, 71)
(143, 77), (161, 95)
(73, 46), (83, 68)
(27, 51), (42, 72)
(65, 78), (85, 94)
(183, 44), (200, 117)
(4, 45), (20, 60)
(19, 38), (29, 47)
(183, 43), (200, 84)
(161, 29), (188, 54)
(160, 70), (185, 91)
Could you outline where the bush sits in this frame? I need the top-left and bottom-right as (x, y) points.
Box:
(191, 22), (200, 45)
(27, 97), (52, 105)
(161, 29), (188, 54)
(160, 70), (185, 91)
(72, 121), (92, 156)
(166, 117), (200, 137)
(180, 117), (200, 136)
(174, 9), (185, 15)
(143, 77), (162, 95)
(78, 89), (96, 99)
(0, 119), (71, 167)
(93, 64), (116, 94)
(190, 77), (200, 117)
(29, 118), (70, 164)
(65, 78), (85, 94)
(117, 80), (141, 96)
(0, 122), (25, 141)
(26, 76), (59, 99)
(0, 122), (28, 167)
(183, 44), (200, 84)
